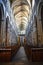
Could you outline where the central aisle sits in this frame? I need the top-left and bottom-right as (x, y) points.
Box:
(12, 46), (28, 62)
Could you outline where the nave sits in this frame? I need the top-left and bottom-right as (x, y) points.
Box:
(0, 0), (43, 63)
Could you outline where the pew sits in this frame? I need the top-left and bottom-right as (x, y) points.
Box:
(11, 44), (20, 56)
(0, 44), (20, 62)
(24, 44), (43, 62)
(24, 44), (32, 61)
(32, 48), (43, 61)
(0, 48), (11, 62)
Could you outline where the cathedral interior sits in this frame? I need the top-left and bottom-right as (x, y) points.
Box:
(0, 0), (43, 64)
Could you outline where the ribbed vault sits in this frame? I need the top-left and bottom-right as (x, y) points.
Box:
(10, 0), (32, 34)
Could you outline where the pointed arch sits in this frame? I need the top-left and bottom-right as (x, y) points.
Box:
(0, 3), (4, 46)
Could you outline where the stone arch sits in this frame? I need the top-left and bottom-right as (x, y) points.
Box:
(0, 3), (4, 46)
(37, 1), (43, 30)
(0, 3), (4, 32)
(37, 1), (43, 46)
(37, 1), (42, 18)
(41, 4), (43, 30)
(0, 3), (4, 20)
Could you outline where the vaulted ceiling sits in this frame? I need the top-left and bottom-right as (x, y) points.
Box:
(10, 0), (32, 34)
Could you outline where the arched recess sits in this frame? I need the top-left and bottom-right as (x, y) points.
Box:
(41, 5), (43, 30)
(37, 1), (43, 46)
(38, 2), (43, 31)
(0, 4), (4, 47)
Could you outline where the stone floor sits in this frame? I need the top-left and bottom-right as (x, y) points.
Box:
(12, 46), (28, 62)
(0, 62), (43, 65)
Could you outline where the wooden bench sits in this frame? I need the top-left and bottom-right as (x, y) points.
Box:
(11, 44), (20, 56)
(0, 44), (20, 62)
(0, 48), (11, 62)
(24, 44), (32, 61)
(24, 44), (43, 61)
(32, 48), (43, 61)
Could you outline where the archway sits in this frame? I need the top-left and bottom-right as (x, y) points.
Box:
(37, 1), (43, 46)
(41, 5), (43, 30)
(0, 4), (4, 46)
(0, 6), (2, 35)
(37, 2), (43, 31)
